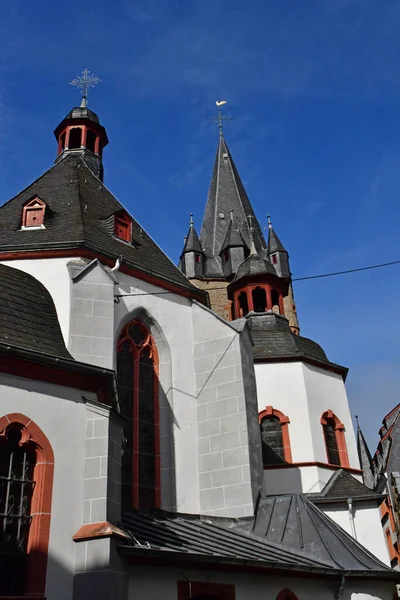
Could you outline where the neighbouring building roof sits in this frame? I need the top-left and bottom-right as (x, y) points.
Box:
(308, 469), (384, 503)
(121, 495), (394, 577)
(0, 263), (71, 359)
(246, 311), (348, 376)
(0, 156), (205, 299)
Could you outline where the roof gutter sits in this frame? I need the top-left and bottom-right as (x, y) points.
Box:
(118, 546), (400, 581)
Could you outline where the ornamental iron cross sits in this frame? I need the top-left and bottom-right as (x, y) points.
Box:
(207, 100), (234, 135)
(70, 69), (101, 108)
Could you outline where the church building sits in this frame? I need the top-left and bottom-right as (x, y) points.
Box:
(0, 80), (397, 600)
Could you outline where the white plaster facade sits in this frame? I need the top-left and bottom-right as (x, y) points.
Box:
(128, 566), (396, 600)
(255, 361), (360, 493)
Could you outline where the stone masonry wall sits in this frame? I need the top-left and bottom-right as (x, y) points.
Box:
(192, 303), (261, 517)
(191, 278), (231, 320)
(283, 283), (299, 334)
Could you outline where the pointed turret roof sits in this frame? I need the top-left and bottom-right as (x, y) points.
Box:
(181, 217), (203, 256)
(220, 218), (248, 253)
(267, 217), (287, 254)
(200, 134), (266, 262)
(356, 418), (376, 490)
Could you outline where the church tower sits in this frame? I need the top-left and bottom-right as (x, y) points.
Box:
(179, 107), (299, 334)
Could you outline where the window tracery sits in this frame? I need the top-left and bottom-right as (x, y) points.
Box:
(258, 406), (292, 465)
(117, 321), (160, 511)
(321, 410), (349, 468)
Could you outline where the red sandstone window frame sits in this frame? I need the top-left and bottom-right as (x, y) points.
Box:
(0, 413), (54, 597)
(114, 211), (132, 242)
(22, 197), (46, 228)
(320, 410), (349, 468)
(177, 580), (235, 600)
(276, 589), (300, 600)
(195, 254), (202, 264)
(117, 321), (161, 510)
(258, 406), (292, 463)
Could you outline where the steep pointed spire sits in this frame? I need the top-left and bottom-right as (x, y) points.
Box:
(355, 416), (376, 490)
(200, 134), (266, 272)
(180, 214), (203, 256)
(267, 215), (287, 254)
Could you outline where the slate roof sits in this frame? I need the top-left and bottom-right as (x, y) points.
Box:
(0, 155), (205, 298)
(64, 106), (100, 124)
(120, 494), (394, 577)
(220, 219), (248, 253)
(357, 425), (376, 490)
(268, 224), (287, 254)
(0, 263), (71, 359)
(308, 469), (383, 502)
(181, 223), (203, 256)
(246, 311), (347, 376)
(234, 252), (278, 282)
(199, 134), (266, 277)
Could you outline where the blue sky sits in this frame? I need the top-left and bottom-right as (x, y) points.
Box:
(1, 0), (400, 449)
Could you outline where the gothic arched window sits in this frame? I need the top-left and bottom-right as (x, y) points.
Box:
(0, 414), (54, 597)
(258, 406), (292, 466)
(117, 321), (160, 511)
(321, 410), (349, 468)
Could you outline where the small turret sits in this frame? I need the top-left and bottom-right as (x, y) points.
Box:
(179, 215), (205, 278)
(219, 210), (249, 278)
(267, 215), (290, 279)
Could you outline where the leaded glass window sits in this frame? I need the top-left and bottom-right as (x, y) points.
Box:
(324, 421), (340, 465)
(260, 416), (285, 465)
(117, 321), (159, 512)
(0, 424), (36, 596)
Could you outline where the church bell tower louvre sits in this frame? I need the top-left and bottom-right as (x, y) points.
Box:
(178, 102), (299, 335)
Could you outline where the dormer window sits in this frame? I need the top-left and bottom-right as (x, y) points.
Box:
(114, 211), (132, 242)
(22, 197), (46, 229)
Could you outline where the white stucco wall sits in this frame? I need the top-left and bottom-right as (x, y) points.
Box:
(0, 372), (88, 600)
(324, 503), (390, 566)
(0, 257), (72, 344)
(255, 361), (360, 493)
(303, 362), (359, 469)
(128, 565), (396, 600)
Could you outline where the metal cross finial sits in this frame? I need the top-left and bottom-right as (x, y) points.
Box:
(267, 214), (272, 229)
(70, 68), (101, 108)
(207, 100), (234, 136)
(190, 213), (194, 227)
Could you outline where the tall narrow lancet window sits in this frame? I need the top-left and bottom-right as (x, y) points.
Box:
(321, 410), (349, 468)
(117, 321), (160, 511)
(252, 286), (267, 313)
(238, 291), (249, 316)
(0, 424), (36, 595)
(68, 127), (82, 149)
(258, 407), (292, 466)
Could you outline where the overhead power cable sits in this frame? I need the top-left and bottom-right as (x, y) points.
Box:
(114, 258), (400, 299)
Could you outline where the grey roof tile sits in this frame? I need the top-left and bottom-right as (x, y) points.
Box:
(0, 264), (71, 359)
(199, 135), (266, 277)
(0, 156), (205, 298)
(246, 311), (347, 376)
(121, 494), (393, 575)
